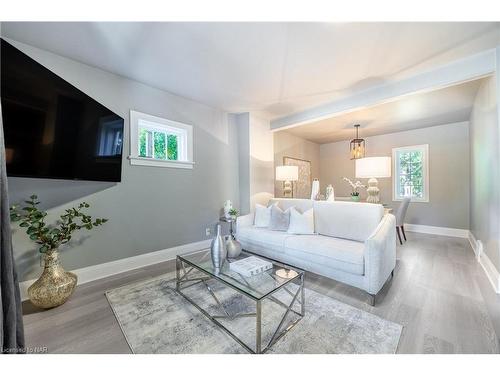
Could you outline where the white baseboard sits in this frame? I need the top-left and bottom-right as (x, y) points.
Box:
(404, 223), (469, 238)
(468, 232), (500, 294)
(468, 231), (482, 260)
(19, 239), (211, 301)
(479, 251), (500, 293)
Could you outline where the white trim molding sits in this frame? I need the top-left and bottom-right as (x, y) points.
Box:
(404, 223), (469, 238)
(271, 48), (496, 130)
(392, 144), (429, 203)
(19, 239), (211, 301)
(468, 232), (500, 294)
(129, 110), (194, 169)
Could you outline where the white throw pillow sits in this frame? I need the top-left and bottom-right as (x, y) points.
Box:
(254, 203), (273, 227)
(287, 207), (315, 235)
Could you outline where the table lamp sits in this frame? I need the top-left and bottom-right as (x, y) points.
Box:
(276, 166), (299, 198)
(355, 157), (391, 203)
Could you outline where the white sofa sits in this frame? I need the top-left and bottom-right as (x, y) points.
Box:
(236, 198), (396, 304)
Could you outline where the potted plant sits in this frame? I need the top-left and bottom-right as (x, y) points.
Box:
(342, 177), (366, 202)
(228, 208), (238, 220)
(10, 195), (107, 309)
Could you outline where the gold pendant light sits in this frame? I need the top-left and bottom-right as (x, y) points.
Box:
(350, 124), (365, 160)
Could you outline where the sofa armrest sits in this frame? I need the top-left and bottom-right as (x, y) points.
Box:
(236, 213), (254, 235)
(364, 214), (397, 295)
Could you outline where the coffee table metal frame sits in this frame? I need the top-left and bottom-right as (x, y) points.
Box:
(175, 251), (305, 354)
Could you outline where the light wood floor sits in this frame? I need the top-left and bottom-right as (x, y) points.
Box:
(22, 232), (500, 354)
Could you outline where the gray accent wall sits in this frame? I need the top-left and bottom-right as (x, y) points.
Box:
(320, 122), (470, 229)
(470, 76), (500, 270)
(6, 39), (240, 282)
(273, 131), (320, 198)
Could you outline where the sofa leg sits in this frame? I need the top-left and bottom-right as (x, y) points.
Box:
(368, 293), (376, 306)
(391, 269), (394, 278)
(401, 225), (407, 241)
(396, 227), (403, 245)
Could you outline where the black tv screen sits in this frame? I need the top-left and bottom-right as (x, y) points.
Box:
(1, 39), (124, 182)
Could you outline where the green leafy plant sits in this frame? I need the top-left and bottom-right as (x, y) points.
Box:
(228, 208), (238, 217)
(10, 195), (108, 254)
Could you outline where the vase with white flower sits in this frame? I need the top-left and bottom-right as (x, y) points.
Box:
(342, 177), (366, 202)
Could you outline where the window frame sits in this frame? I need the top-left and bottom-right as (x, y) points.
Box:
(392, 144), (429, 203)
(129, 110), (194, 169)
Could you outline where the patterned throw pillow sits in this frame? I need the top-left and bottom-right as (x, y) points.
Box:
(269, 205), (292, 231)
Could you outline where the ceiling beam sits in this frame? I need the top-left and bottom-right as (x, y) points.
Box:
(270, 48), (497, 131)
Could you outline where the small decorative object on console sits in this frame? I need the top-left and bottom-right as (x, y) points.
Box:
(229, 256), (273, 277)
(355, 156), (392, 204)
(220, 212), (242, 258)
(310, 178), (320, 200)
(210, 223), (226, 273)
(223, 200), (233, 219)
(325, 184), (335, 201)
(342, 177), (365, 202)
(228, 208), (238, 220)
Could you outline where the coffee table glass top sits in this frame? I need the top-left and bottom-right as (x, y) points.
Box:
(178, 250), (304, 300)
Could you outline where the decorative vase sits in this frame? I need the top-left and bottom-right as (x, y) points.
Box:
(325, 184), (335, 201)
(226, 238), (242, 258)
(223, 200), (233, 219)
(351, 194), (360, 202)
(210, 223), (227, 273)
(311, 179), (320, 200)
(28, 250), (77, 309)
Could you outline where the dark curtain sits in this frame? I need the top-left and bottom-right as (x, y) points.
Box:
(0, 102), (25, 353)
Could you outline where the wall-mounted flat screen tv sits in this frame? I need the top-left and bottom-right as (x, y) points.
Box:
(1, 39), (124, 182)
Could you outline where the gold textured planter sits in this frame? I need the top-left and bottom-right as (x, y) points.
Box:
(28, 251), (77, 309)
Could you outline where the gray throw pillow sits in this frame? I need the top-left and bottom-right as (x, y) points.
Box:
(269, 205), (292, 231)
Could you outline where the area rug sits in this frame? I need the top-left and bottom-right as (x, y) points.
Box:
(105, 273), (402, 354)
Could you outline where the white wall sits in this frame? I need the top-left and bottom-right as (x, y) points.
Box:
(470, 76), (500, 270)
(320, 122), (470, 229)
(234, 112), (274, 214)
(249, 114), (274, 209)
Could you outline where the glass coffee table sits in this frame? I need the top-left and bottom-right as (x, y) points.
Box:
(175, 249), (305, 354)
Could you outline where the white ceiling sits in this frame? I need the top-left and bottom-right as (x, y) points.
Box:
(1, 22), (499, 120)
(282, 78), (485, 144)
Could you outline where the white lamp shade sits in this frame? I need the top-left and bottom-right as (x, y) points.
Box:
(355, 157), (391, 178)
(276, 166), (299, 181)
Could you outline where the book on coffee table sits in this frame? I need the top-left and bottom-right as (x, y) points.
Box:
(229, 256), (273, 277)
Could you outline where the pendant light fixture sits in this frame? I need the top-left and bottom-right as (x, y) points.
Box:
(350, 124), (365, 160)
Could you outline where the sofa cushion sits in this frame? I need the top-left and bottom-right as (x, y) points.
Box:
(313, 201), (384, 242)
(237, 226), (290, 253)
(284, 235), (365, 275)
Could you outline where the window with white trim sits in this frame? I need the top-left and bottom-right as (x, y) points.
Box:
(392, 144), (429, 202)
(129, 110), (193, 169)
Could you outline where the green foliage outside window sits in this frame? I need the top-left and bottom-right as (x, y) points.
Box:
(398, 150), (423, 198)
(167, 134), (178, 160)
(154, 132), (166, 159)
(139, 128), (148, 157)
(138, 127), (178, 160)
